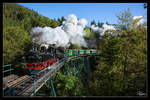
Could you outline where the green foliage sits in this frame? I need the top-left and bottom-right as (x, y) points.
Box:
(69, 44), (81, 49)
(3, 3), (61, 65)
(61, 16), (66, 22)
(39, 8), (146, 97)
(98, 22), (104, 28)
(3, 3), (146, 96)
(144, 3), (147, 9)
(116, 8), (132, 30)
(91, 20), (96, 26)
(50, 64), (84, 96)
(84, 26), (100, 41)
(3, 26), (32, 64)
(89, 9), (147, 96)
(106, 21), (110, 25)
(84, 27), (91, 39)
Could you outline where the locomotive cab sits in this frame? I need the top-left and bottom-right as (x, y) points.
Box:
(40, 46), (47, 53)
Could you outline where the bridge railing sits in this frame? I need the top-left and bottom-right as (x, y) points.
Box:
(3, 64), (14, 77)
(3, 58), (67, 96)
(32, 58), (67, 95)
(3, 51), (101, 96)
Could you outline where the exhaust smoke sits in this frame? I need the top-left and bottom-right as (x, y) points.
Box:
(30, 14), (88, 48)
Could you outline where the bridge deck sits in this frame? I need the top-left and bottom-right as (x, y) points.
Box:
(3, 54), (99, 96)
(12, 58), (66, 96)
(3, 74), (19, 90)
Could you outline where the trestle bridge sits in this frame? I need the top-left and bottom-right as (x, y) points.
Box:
(3, 54), (100, 97)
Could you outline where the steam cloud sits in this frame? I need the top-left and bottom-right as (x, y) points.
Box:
(91, 16), (144, 35)
(91, 24), (116, 35)
(30, 14), (88, 48)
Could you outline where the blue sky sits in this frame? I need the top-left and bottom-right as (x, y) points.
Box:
(18, 3), (147, 26)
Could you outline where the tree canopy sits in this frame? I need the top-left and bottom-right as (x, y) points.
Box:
(3, 3), (147, 96)
(3, 3), (64, 64)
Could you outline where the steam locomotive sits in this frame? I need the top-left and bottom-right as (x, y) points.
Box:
(24, 43), (65, 63)
(24, 43), (99, 63)
(23, 43), (99, 72)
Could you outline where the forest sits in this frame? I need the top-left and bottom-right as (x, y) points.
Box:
(3, 3), (147, 96)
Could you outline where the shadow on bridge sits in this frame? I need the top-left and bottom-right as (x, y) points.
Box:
(3, 54), (100, 97)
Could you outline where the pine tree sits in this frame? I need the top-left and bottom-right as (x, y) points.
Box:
(98, 22), (104, 28)
(91, 20), (96, 26)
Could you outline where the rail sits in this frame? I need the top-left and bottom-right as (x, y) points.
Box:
(3, 53), (100, 96)
(3, 64), (14, 76)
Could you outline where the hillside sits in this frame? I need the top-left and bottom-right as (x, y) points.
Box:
(3, 3), (62, 64)
(3, 4), (147, 96)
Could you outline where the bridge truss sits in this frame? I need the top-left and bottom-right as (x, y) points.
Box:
(3, 54), (99, 97)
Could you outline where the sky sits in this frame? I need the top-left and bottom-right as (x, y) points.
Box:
(18, 3), (147, 26)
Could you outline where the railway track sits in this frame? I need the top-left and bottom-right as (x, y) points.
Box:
(3, 58), (66, 96)
(3, 55), (98, 96)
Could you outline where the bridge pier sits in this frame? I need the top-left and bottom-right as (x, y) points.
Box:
(49, 78), (56, 97)
(44, 70), (46, 83)
(86, 57), (89, 70)
(4, 87), (13, 96)
(73, 60), (76, 76)
(82, 56), (89, 81)
(11, 87), (15, 96)
(77, 59), (80, 77)
(75, 60), (78, 77)
(70, 59), (74, 75)
(63, 63), (67, 75)
(70, 59), (79, 76)
(33, 78), (37, 96)
(94, 56), (96, 63)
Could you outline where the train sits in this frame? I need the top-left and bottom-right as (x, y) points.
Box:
(65, 49), (99, 57)
(23, 43), (100, 71)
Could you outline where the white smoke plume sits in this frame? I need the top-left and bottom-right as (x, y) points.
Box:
(91, 24), (116, 35)
(30, 14), (88, 48)
(133, 16), (144, 25)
